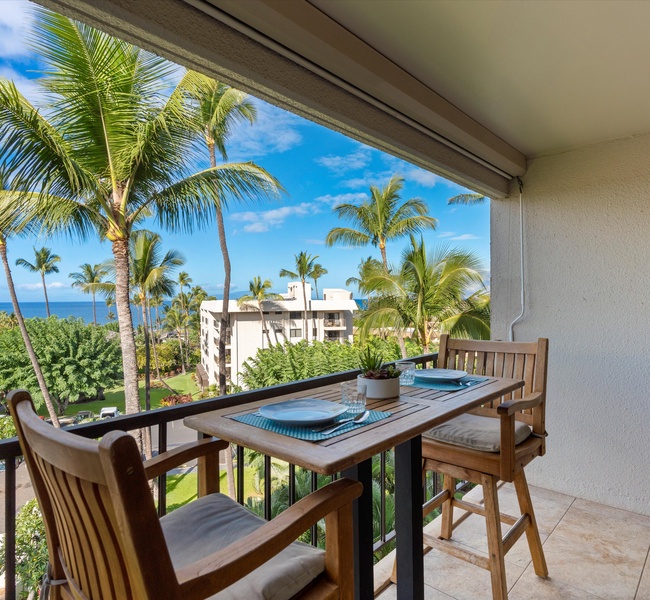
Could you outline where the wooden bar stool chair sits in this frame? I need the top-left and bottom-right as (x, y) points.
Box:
(419, 335), (549, 600)
(8, 390), (362, 600)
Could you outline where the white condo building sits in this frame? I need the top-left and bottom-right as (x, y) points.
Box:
(200, 282), (358, 387)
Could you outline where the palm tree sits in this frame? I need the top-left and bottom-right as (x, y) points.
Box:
(345, 256), (384, 294)
(0, 173), (60, 425)
(189, 76), (282, 396)
(311, 263), (328, 300)
(177, 271), (192, 366)
(279, 251), (319, 342)
(448, 192), (486, 205)
(163, 306), (189, 374)
(358, 236), (489, 353)
(0, 10), (280, 417)
(69, 263), (111, 324)
(15, 247), (61, 317)
(130, 231), (184, 411)
(237, 277), (283, 347)
(325, 174), (438, 268)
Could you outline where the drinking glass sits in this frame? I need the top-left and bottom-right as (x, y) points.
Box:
(396, 361), (416, 385)
(341, 380), (367, 414)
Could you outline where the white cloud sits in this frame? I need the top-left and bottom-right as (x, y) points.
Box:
(226, 100), (304, 159)
(0, 1), (34, 58)
(0, 65), (43, 104)
(403, 166), (441, 188)
(314, 192), (367, 206)
(305, 238), (325, 245)
(450, 234), (479, 241)
(315, 145), (372, 174)
(230, 202), (314, 233)
(18, 281), (67, 291)
(437, 232), (455, 238)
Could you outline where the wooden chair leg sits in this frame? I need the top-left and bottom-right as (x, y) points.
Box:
(482, 474), (508, 600)
(440, 474), (455, 539)
(513, 470), (548, 578)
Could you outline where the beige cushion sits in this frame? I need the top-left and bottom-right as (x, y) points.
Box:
(162, 493), (325, 600)
(424, 413), (532, 452)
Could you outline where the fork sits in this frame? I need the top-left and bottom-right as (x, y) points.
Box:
(317, 410), (370, 435)
(311, 413), (360, 433)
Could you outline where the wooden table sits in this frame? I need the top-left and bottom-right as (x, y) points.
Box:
(184, 376), (523, 600)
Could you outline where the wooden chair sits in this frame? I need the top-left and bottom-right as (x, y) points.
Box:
(417, 335), (549, 600)
(8, 390), (362, 600)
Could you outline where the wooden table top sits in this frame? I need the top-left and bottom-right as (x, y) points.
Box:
(184, 377), (523, 474)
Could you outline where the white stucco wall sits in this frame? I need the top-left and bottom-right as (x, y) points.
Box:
(491, 133), (650, 515)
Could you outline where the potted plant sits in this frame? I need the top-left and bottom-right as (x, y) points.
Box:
(358, 347), (402, 399)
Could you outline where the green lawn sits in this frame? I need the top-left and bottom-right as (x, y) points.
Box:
(39, 373), (201, 418)
(165, 468), (260, 512)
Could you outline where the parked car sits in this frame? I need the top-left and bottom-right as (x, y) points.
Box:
(99, 407), (120, 419)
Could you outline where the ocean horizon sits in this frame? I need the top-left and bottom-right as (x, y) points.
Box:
(0, 298), (367, 325)
(0, 301), (116, 324)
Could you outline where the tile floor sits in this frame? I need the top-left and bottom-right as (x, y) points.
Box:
(375, 483), (650, 599)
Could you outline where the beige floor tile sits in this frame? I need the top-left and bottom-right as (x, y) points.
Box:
(527, 483), (576, 508)
(422, 547), (525, 600)
(573, 498), (650, 531)
(509, 565), (607, 599)
(636, 553), (650, 599)
(541, 532), (644, 599)
(552, 505), (650, 557)
(376, 582), (455, 600)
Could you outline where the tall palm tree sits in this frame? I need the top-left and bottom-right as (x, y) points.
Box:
(237, 276), (283, 347)
(130, 231), (184, 411)
(163, 306), (189, 374)
(16, 247), (61, 317)
(311, 263), (328, 300)
(0, 173), (60, 425)
(177, 271), (192, 366)
(345, 256), (384, 294)
(69, 262), (111, 325)
(188, 76), (282, 396)
(0, 10), (280, 417)
(359, 236), (489, 353)
(325, 174), (438, 269)
(279, 251), (319, 342)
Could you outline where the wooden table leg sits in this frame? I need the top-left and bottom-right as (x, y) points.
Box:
(395, 436), (424, 600)
(342, 459), (374, 600)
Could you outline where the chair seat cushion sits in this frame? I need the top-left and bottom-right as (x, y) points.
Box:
(161, 493), (325, 600)
(423, 413), (532, 452)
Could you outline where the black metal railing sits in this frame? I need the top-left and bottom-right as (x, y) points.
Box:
(0, 353), (438, 599)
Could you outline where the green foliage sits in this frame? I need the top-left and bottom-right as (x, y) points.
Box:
(0, 317), (122, 413)
(136, 340), (181, 373)
(240, 337), (405, 389)
(0, 499), (48, 598)
(0, 416), (17, 439)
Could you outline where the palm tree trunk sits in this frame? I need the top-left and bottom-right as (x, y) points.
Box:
(111, 239), (141, 418)
(379, 243), (388, 270)
(259, 303), (272, 347)
(314, 280), (319, 300)
(142, 301), (151, 412)
(301, 280), (309, 342)
(0, 240), (60, 426)
(91, 290), (97, 325)
(41, 272), (50, 317)
(177, 326), (186, 374)
(210, 145), (231, 396)
(397, 329), (408, 359)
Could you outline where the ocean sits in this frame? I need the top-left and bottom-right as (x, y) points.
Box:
(0, 302), (114, 324)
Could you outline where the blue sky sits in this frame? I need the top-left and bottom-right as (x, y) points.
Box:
(0, 0), (490, 303)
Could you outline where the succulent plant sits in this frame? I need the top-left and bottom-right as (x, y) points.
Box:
(358, 347), (401, 379)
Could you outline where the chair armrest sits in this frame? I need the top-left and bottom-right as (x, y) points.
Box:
(143, 438), (228, 480)
(496, 391), (543, 416)
(175, 477), (362, 598)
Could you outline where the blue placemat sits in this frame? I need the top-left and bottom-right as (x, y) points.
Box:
(232, 409), (392, 442)
(408, 375), (489, 393)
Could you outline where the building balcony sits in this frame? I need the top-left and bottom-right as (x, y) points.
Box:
(323, 319), (345, 328)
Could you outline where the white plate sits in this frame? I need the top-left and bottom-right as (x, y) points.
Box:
(414, 368), (467, 381)
(258, 399), (348, 426)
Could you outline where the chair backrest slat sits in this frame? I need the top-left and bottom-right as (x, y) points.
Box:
(437, 335), (548, 437)
(8, 391), (175, 600)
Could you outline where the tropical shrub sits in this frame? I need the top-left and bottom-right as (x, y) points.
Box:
(136, 340), (182, 373)
(0, 415), (17, 440)
(160, 394), (193, 407)
(0, 317), (122, 414)
(0, 499), (48, 599)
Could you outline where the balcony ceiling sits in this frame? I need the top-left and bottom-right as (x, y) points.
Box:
(309, 0), (650, 158)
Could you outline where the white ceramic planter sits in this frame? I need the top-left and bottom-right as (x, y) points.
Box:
(358, 375), (401, 399)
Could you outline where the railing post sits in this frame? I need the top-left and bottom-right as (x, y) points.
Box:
(5, 457), (16, 600)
